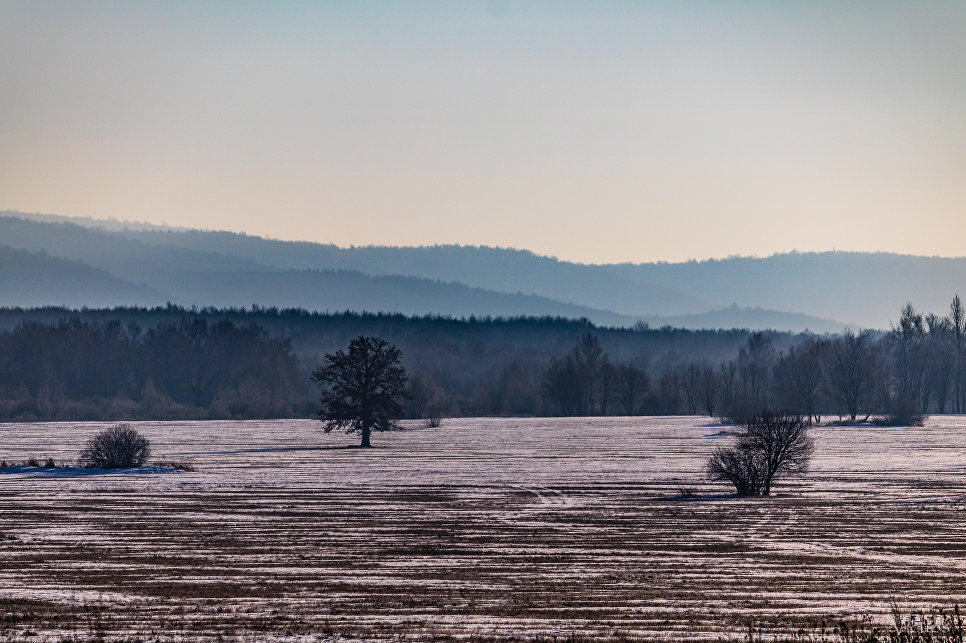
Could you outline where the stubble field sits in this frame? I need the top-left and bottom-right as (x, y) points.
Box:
(2, 416), (966, 641)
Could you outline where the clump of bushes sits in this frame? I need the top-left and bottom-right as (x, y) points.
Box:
(79, 424), (151, 469)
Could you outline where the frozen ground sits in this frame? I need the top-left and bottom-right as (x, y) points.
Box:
(2, 416), (966, 640)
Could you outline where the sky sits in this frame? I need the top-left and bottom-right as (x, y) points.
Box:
(1, 1), (964, 264)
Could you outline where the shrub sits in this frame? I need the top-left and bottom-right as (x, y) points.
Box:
(43, 457), (56, 469)
(872, 398), (926, 427)
(79, 424), (151, 469)
(26, 456), (40, 467)
(708, 412), (814, 497)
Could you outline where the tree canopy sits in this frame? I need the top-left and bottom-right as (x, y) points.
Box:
(312, 335), (408, 447)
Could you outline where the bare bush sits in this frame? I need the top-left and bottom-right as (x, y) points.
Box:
(873, 398), (926, 427)
(707, 412), (814, 496)
(80, 424), (151, 469)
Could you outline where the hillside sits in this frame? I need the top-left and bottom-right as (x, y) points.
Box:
(27, 212), (957, 329)
(10, 211), (947, 330)
(0, 245), (165, 308)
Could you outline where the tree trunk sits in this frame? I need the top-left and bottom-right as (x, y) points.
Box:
(360, 426), (372, 448)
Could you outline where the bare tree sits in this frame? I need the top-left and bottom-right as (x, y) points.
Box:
(541, 355), (581, 416)
(575, 333), (605, 414)
(718, 360), (738, 413)
(597, 360), (615, 415)
(682, 362), (701, 415)
(707, 412), (814, 496)
(951, 295), (965, 413)
(737, 332), (775, 408)
(614, 363), (648, 415)
(541, 333), (610, 416)
(828, 329), (878, 421)
(924, 313), (953, 413)
(700, 363), (720, 417)
(776, 337), (827, 424)
(889, 304), (928, 413)
(658, 367), (682, 414)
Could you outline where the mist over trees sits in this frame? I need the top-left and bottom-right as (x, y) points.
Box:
(0, 298), (963, 422)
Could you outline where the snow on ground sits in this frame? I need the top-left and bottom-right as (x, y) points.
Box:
(1, 416), (966, 640)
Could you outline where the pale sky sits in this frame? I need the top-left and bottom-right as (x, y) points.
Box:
(2, 1), (964, 264)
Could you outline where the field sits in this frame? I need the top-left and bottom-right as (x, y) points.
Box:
(3, 416), (966, 641)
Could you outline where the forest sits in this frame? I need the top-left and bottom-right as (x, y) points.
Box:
(0, 297), (963, 422)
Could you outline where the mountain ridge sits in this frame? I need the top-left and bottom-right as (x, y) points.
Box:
(9, 210), (957, 330)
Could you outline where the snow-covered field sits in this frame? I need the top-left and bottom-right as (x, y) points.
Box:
(2, 416), (966, 641)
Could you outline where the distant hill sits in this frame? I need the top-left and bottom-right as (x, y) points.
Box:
(30, 212), (957, 329)
(0, 245), (165, 308)
(0, 222), (644, 324)
(14, 210), (950, 330)
(644, 305), (847, 334)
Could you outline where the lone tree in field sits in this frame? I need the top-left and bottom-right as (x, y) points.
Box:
(80, 424), (151, 469)
(312, 336), (408, 448)
(707, 412), (814, 496)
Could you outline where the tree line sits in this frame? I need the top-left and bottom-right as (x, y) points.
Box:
(549, 296), (965, 424)
(0, 317), (309, 420)
(0, 298), (963, 422)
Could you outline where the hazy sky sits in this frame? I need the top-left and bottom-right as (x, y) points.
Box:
(2, 1), (964, 264)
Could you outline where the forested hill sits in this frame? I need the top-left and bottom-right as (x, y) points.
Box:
(0, 212), (846, 331)
(7, 210), (966, 330)
(110, 228), (966, 329)
(0, 215), (642, 326)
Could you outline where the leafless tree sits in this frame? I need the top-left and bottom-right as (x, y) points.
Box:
(575, 333), (605, 414)
(924, 313), (954, 413)
(828, 329), (878, 421)
(700, 363), (720, 417)
(597, 360), (615, 415)
(682, 362), (701, 415)
(718, 360), (738, 411)
(950, 295), (965, 413)
(889, 304), (928, 413)
(738, 332), (776, 407)
(776, 337), (827, 424)
(707, 412), (814, 496)
(614, 363), (648, 415)
(658, 367), (682, 414)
